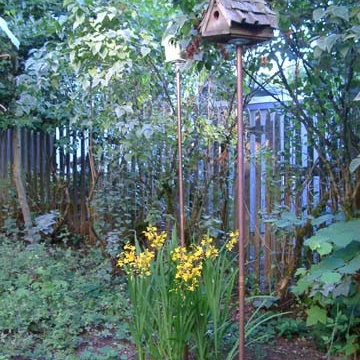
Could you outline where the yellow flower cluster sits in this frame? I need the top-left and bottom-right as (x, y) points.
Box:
(201, 235), (219, 259)
(226, 231), (239, 251)
(117, 243), (155, 276)
(172, 235), (219, 291)
(117, 226), (167, 276)
(143, 226), (167, 251)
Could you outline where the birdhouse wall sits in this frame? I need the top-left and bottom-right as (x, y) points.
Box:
(202, 4), (231, 38)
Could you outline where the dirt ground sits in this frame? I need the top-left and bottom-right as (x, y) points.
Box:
(76, 334), (331, 360)
(249, 337), (330, 360)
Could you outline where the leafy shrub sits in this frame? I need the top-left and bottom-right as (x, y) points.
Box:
(293, 219), (360, 356)
(274, 317), (308, 339)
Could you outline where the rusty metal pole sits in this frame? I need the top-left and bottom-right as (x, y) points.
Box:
(176, 62), (185, 248)
(236, 45), (245, 360)
(176, 62), (188, 360)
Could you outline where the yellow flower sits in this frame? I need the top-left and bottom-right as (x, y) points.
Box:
(192, 245), (204, 259)
(201, 235), (213, 247)
(205, 245), (219, 259)
(173, 245), (205, 291)
(117, 242), (137, 268)
(117, 242), (155, 276)
(134, 249), (155, 276)
(143, 226), (167, 250)
(171, 246), (186, 261)
(124, 242), (136, 252)
(226, 231), (239, 251)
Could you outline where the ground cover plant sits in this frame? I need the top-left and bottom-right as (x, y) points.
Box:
(0, 236), (130, 360)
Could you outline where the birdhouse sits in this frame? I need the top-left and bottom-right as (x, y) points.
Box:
(162, 35), (186, 63)
(200, 0), (277, 45)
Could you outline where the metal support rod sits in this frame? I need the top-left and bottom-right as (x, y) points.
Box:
(236, 45), (245, 360)
(176, 62), (185, 248)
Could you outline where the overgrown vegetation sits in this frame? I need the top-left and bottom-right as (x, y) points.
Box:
(0, 0), (359, 358)
(0, 236), (130, 360)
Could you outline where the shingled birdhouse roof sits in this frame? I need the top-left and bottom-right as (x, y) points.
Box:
(200, 0), (277, 44)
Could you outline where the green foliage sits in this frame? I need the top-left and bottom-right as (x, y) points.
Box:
(124, 230), (238, 360)
(350, 154), (360, 173)
(273, 317), (308, 339)
(293, 220), (360, 356)
(122, 230), (290, 360)
(0, 237), (130, 359)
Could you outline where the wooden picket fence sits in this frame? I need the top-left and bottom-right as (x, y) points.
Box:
(0, 100), (321, 286)
(0, 128), (89, 233)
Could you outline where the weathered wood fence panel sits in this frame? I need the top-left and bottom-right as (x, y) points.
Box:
(0, 101), (315, 289)
(0, 128), (90, 233)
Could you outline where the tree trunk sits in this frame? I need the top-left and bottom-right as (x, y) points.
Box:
(12, 127), (32, 234)
(275, 221), (313, 302)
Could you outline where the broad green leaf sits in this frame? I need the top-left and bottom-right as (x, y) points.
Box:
(295, 267), (307, 277)
(317, 242), (333, 256)
(292, 279), (312, 295)
(320, 271), (341, 284)
(306, 220), (360, 250)
(338, 255), (360, 274)
(308, 239), (320, 251)
(306, 306), (327, 326)
(311, 214), (334, 226)
(313, 8), (325, 22)
(330, 6), (349, 22)
(317, 256), (345, 272)
(317, 34), (341, 52)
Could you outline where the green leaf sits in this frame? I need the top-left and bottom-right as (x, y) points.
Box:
(292, 279), (312, 296)
(313, 8), (325, 22)
(320, 271), (341, 284)
(306, 306), (327, 326)
(317, 256), (345, 272)
(344, 336), (360, 355)
(338, 255), (360, 274)
(73, 13), (85, 30)
(307, 238), (322, 251)
(311, 214), (334, 226)
(330, 6), (349, 22)
(350, 155), (360, 173)
(316, 34), (341, 52)
(295, 267), (307, 277)
(140, 46), (151, 57)
(0, 17), (20, 49)
(318, 242), (333, 256)
(95, 11), (107, 24)
(306, 220), (360, 250)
